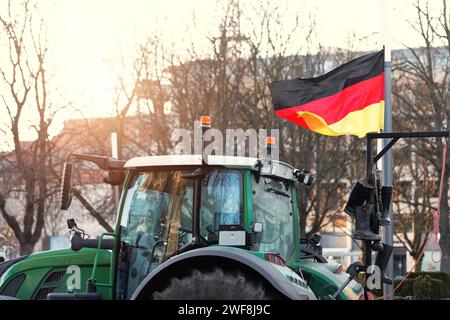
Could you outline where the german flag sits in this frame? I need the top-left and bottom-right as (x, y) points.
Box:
(269, 50), (384, 138)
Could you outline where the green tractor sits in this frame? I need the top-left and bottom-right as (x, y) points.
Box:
(0, 135), (364, 300)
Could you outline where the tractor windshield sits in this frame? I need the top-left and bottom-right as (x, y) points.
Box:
(251, 174), (295, 260)
(117, 169), (243, 299)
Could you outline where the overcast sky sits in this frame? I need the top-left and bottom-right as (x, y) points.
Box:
(0, 0), (441, 146)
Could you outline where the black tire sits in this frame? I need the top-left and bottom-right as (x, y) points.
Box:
(150, 267), (281, 300)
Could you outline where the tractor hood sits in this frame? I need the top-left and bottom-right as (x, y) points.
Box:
(0, 248), (111, 300)
(0, 255), (29, 279)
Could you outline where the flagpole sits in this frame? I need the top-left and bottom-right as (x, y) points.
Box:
(381, 0), (394, 300)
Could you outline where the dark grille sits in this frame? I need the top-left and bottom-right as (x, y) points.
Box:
(34, 287), (56, 300)
(2, 274), (26, 297)
(44, 270), (65, 284)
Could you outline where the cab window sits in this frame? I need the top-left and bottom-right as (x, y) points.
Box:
(200, 170), (243, 241)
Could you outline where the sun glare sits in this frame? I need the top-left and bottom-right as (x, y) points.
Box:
(0, 0), (430, 143)
(85, 73), (115, 96)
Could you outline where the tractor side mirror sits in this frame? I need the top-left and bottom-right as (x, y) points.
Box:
(60, 162), (73, 210)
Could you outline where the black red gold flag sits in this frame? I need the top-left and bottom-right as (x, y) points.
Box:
(269, 50), (384, 138)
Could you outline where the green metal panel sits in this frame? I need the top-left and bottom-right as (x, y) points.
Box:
(114, 170), (133, 233)
(300, 259), (363, 300)
(243, 170), (253, 232)
(0, 248), (111, 300)
(287, 185), (301, 269)
(110, 170), (134, 297)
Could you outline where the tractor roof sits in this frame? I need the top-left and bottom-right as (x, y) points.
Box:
(124, 155), (297, 181)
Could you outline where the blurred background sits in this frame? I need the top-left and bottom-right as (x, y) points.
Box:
(0, 0), (449, 277)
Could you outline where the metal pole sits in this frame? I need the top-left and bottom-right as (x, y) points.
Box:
(382, 59), (394, 299)
(365, 137), (373, 300)
(382, 0), (394, 299)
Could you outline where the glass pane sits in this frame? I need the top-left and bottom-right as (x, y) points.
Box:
(118, 171), (193, 299)
(200, 170), (242, 241)
(252, 175), (294, 260)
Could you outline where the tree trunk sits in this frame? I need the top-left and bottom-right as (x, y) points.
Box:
(414, 253), (424, 272)
(438, 162), (450, 272)
(440, 234), (450, 273)
(19, 242), (35, 256)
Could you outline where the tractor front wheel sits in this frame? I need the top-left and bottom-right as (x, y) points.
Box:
(150, 267), (281, 300)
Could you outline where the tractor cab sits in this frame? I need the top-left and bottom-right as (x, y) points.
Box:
(44, 138), (361, 300)
(0, 149), (363, 300)
(0, 118), (363, 300)
(113, 155), (307, 299)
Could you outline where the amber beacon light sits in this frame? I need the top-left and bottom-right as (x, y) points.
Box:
(200, 115), (211, 129)
(265, 136), (276, 146)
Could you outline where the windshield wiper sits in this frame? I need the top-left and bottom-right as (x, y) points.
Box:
(267, 187), (289, 197)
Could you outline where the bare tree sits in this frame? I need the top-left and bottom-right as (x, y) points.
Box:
(165, 0), (367, 238)
(0, 0), (61, 255)
(54, 35), (175, 232)
(237, 1), (366, 236)
(130, 36), (173, 155)
(392, 0), (450, 271)
(391, 145), (436, 271)
(0, 224), (19, 258)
